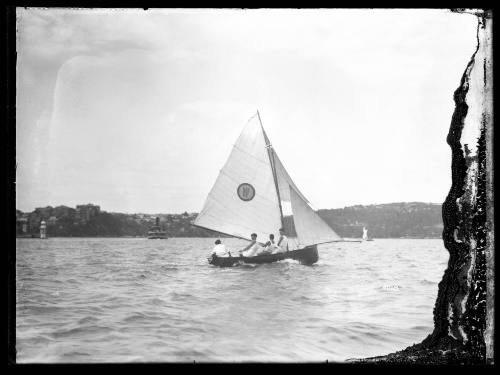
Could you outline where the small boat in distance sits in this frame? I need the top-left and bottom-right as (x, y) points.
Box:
(362, 227), (374, 241)
(147, 217), (168, 239)
(193, 111), (360, 267)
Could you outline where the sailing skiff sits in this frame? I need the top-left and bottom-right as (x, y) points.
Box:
(193, 112), (356, 267)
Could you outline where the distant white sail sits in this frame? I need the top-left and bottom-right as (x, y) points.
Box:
(362, 227), (368, 240)
(290, 186), (341, 246)
(193, 114), (282, 242)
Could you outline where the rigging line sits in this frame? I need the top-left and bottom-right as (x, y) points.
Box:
(191, 223), (250, 242)
(231, 144), (270, 166)
(196, 211), (268, 235)
(315, 239), (362, 245)
(194, 213), (269, 245)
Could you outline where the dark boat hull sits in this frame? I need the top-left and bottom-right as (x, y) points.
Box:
(208, 245), (319, 267)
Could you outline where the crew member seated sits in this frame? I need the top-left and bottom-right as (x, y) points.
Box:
(211, 239), (231, 257)
(273, 228), (289, 253)
(258, 234), (278, 255)
(239, 233), (264, 257)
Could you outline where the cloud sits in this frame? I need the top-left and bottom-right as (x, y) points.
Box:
(15, 8), (479, 212)
(17, 8), (156, 62)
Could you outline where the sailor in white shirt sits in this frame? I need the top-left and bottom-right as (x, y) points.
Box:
(211, 239), (231, 257)
(239, 233), (263, 257)
(260, 234), (279, 255)
(275, 228), (289, 253)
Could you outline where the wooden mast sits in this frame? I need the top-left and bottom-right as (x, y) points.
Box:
(257, 110), (285, 231)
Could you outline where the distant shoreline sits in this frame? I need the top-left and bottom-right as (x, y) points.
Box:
(16, 202), (444, 239)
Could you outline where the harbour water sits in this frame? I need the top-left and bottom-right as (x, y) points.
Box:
(16, 237), (448, 363)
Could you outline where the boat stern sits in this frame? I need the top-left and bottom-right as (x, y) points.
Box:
(293, 244), (319, 265)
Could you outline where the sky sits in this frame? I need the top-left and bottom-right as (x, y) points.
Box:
(15, 8), (479, 214)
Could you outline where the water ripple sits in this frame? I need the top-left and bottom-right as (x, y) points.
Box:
(16, 237), (448, 362)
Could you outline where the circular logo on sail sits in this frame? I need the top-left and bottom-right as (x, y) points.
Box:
(237, 183), (255, 201)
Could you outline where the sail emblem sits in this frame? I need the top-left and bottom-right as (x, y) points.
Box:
(237, 183), (255, 201)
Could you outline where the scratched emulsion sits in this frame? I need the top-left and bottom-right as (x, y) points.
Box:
(16, 238), (448, 363)
(422, 12), (492, 362)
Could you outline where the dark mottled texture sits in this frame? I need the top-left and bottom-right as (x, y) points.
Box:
(356, 11), (492, 364)
(424, 18), (481, 348)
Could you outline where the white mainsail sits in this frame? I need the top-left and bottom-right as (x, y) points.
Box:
(290, 186), (341, 246)
(195, 111), (342, 248)
(193, 114), (282, 242)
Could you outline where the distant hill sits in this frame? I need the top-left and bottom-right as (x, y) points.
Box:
(16, 202), (443, 239)
(16, 205), (212, 238)
(318, 202), (443, 238)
